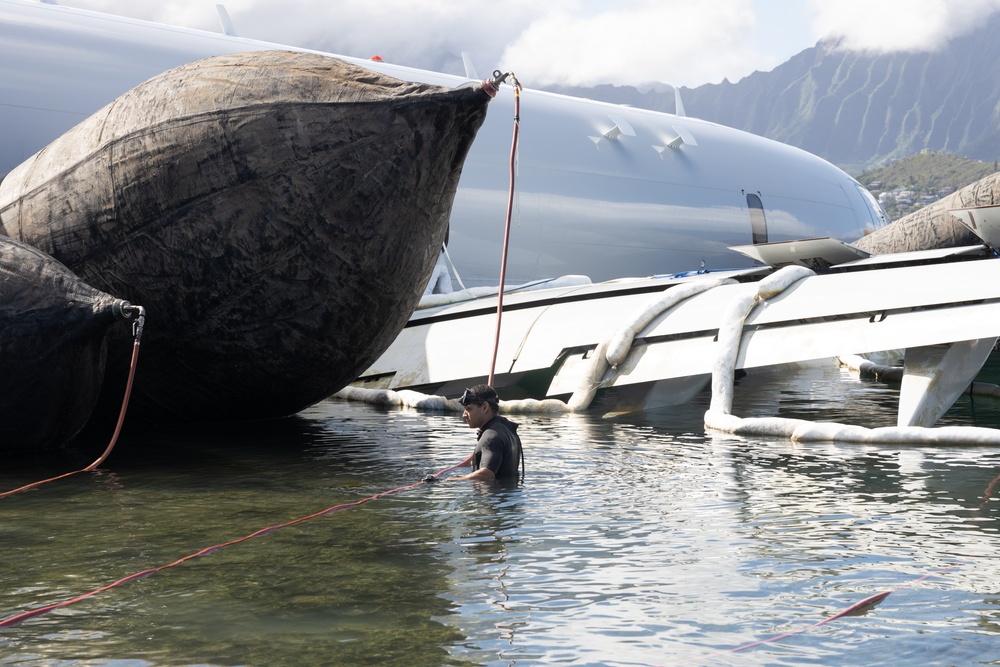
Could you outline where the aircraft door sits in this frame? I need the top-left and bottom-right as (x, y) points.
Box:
(746, 192), (768, 244)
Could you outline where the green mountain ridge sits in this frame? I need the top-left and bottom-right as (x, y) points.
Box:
(542, 15), (1000, 174)
(855, 152), (996, 192)
(855, 152), (996, 220)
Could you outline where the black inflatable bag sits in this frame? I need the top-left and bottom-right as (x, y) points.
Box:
(0, 236), (129, 451)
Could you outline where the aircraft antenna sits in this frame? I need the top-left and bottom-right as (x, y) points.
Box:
(674, 85), (686, 116)
(461, 52), (479, 80)
(216, 4), (237, 36)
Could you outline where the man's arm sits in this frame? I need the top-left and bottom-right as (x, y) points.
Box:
(445, 466), (495, 482)
(447, 435), (503, 482)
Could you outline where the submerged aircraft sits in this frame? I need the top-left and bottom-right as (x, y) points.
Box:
(5, 1), (998, 438)
(0, 0), (890, 290)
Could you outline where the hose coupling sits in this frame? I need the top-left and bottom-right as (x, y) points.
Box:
(481, 70), (518, 98)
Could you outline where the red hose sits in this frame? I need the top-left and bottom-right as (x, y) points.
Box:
(673, 563), (962, 663)
(488, 80), (521, 386)
(1, 323), (142, 499)
(0, 459), (468, 627)
(85, 339), (140, 471)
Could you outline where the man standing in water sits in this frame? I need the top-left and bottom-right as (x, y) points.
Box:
(445, 384), (522, 482)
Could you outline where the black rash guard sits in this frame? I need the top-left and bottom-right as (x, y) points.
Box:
(472, 415), (522, 479)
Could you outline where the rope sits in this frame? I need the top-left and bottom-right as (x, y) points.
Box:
(0, 458), (466, 628)
(0, 307), (145, 499)
(488, 73), (521, 386)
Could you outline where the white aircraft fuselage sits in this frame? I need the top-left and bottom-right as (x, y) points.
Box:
(0, 0), (888, 286)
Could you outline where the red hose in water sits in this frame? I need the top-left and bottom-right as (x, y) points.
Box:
(673, 563), (963, 664)
(0, 458), (467, 627)
(0, 309), (144, 499)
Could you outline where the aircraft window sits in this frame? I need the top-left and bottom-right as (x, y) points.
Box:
(747, 193), (767, 244)
(856, 184), (890, 229)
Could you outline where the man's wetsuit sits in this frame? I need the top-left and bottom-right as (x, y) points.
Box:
(472, 415), (522, 479)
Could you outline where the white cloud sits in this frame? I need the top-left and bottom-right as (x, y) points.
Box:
(50, 0), (1000, 87)
(811, 0), (1000, 53)
(64, 0), (218, 29)
(55, 0), (781, 87)
(498, 0), (773, 87)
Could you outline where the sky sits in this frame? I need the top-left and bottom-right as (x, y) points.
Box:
(53, 0), (1000, 88)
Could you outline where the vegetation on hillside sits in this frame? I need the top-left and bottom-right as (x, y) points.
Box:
(854, 151), (997, 220)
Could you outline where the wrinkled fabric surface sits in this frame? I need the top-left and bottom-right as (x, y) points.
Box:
(0, 235), (126, 451)
(0, 51), (491, 423)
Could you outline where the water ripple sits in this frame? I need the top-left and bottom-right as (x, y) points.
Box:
(0, 364), (998, 666)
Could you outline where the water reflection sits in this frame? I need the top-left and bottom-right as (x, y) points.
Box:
(0, 410), (475, 667)
(0, 364), (998, 666)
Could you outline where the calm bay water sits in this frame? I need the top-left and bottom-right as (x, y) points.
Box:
(1, 362), (999, 666)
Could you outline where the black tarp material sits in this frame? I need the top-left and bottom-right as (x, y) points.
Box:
(0, 235), (131, 451)
(0, 51), (492, 423)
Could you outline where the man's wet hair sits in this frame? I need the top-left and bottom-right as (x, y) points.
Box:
(459, 384), (500, 409)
